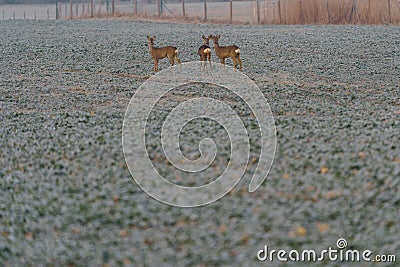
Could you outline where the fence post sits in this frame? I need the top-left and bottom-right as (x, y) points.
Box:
(91, 0), (94, 17)
(76, 4), (78, 18)
(70, 0), (73, 19)
(111, 0), (114, 15)
(24, 11), (25, 20)
(229, 0), (232, 23)
(34, 11), (36, 20)
(82, 4), (85, 17)
(368, 0), (371, 21)
(278, 0), (281, 24)
(204, 0), (207, 21)
(256, 0), (260, 23)
(388, 0), (392, 23)
(182, 0), (185, 17)
(56, 0), (59, 19)
(158, 0), (161, 17)
(134, 0), (137, 15)
(299, 0), (303, 24)
(205, 0), (208, 21)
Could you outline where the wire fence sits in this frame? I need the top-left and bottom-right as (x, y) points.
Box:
(52, 0), (268, 23)
(1, 4), (54, 19)
(2, 0), (400, 24)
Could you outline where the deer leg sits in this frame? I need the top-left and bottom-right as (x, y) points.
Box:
(219, 58), (226, 70)
(154, 58), (158, 71)
(232, 57), (238, 69)
(237, 55), (242, 71)
(175, 55), (181, 64)
(201, 55), (207, 70)
(166, 54), (174, 66)
(199, 56), (205, 70)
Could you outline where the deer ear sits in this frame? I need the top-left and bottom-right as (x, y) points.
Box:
(147, 35), (150, 39)
(202, 35), (205, 39)
(217, 35), (221, 39)
(153, 36), (156, 39)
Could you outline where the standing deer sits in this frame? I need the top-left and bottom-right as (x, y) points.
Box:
(198, 35), (211, 62)
(210, 35), (242, 71)
(147, 35), (181, 72)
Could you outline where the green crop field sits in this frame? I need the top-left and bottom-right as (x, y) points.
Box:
(0, 20), (399, 266)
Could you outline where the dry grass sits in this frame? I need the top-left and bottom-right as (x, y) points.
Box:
(68, 0), (400, 24)
(268, 0), (400, 24)
(76, 10), (252, 25)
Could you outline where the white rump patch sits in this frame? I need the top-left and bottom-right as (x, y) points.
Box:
(204, 48), (211, 53)
(175, 49), (179, 54)
(235, 48), (241, 54)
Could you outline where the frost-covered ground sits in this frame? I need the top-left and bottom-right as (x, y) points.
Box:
(0, 20), (399, 266)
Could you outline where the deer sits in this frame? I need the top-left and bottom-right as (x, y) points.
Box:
(210, 35), (242, 71)
(198, 35), (212, 63)
(147, 35), (181, 72)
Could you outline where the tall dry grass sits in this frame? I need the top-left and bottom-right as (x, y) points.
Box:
(271, 0), (400, 24)
(67, 0), (400, 24)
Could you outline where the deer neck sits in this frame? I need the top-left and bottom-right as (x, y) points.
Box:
(214, 42), (221, 52)
(148, 44), (155, 55)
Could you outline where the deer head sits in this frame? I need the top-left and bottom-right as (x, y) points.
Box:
(210, 35), (221, 45)
(202, 35), (210, 46)
(147, 35), (156, 46)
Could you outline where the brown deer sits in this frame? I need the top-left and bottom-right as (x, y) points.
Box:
(147, 35), (181, 72)
(210, 35), (242, 71)
(198, 35), (211, 62)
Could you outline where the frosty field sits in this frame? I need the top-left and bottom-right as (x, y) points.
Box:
(0, 20), (399, 266)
